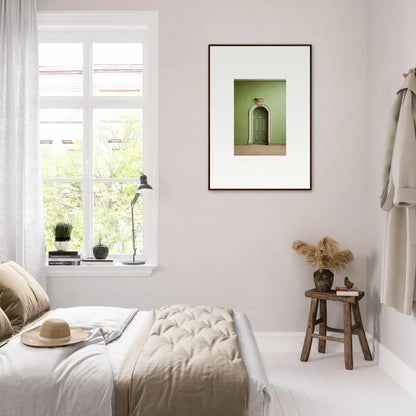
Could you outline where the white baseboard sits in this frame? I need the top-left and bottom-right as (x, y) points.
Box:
(372, 338), (416, 401)
(255, 331), (416, 401)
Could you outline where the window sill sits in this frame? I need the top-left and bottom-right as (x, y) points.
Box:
(45, 263), (157, 277)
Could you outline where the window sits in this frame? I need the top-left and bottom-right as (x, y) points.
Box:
(38, 12), (158, 267)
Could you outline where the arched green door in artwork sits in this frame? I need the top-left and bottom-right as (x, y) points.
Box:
(252, 106), (268, 144)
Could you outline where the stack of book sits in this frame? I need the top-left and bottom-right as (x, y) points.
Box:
(80, 257), (114, 266)
(335, 287), (360, 296)
(48, 251), (81, 266)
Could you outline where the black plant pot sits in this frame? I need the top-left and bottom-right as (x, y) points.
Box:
(93, 245), (109, 260)
(313, 269), (334, 292)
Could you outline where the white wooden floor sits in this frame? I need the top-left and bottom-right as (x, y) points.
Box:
(262, 350), (416, 416)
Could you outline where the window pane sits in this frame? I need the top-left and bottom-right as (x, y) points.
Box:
(39, 43), (83, 96)
(40, 109), (83, 178)
(93, 182), (142, 254)
(43, 182), (83, 251)
(92, 43), (143, 96)
(93, 109), (143, 178)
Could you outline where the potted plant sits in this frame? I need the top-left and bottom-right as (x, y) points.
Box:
(93, 235), (109, 260)
(53, 222), (73, 251)
(292, 236), (354, 292)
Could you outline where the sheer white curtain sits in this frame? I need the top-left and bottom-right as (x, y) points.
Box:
(0, 0), (45, 283)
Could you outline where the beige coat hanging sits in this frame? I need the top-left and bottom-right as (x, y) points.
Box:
(380, 72), (416, 315)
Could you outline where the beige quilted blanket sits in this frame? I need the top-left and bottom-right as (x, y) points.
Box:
(115, 305), (249, 416)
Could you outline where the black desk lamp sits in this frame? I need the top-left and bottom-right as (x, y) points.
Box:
(123, 174), (152, 265)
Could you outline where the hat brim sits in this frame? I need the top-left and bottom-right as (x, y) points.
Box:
(21, 326), (88, 348)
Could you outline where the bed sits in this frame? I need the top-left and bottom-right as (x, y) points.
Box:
(0, 262), (272, 416)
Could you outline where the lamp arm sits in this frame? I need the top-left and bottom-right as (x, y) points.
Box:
(123, 185), (148, 265)
(131, 202), (137, 263)
(131, 192), (140, 207)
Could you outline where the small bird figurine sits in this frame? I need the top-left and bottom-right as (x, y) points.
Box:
(344, 276), (354, 289)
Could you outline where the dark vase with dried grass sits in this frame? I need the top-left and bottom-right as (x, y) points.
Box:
(313, 269), (334, 292)
(292, 236), (354, 293)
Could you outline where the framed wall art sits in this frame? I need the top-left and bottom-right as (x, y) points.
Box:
(208, 44), (312, 190)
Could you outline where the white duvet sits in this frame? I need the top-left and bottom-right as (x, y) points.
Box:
(0, 307), (271, 416)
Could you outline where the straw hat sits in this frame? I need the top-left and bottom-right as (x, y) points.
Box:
(21, 318), (88, 347)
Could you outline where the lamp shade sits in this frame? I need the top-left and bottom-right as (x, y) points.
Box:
(136, 174), (152, 193)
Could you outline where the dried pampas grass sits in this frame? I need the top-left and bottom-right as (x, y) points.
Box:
(292, 236), (354, 271)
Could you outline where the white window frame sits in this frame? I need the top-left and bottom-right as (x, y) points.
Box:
(39, 12), (158, 276)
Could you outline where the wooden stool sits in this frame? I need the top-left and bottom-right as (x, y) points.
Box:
(300, 289), (372, 370)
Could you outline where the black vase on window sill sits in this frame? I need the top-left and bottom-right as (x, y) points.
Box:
(93, 244), (109, 260)
(313, 269), (334, 292)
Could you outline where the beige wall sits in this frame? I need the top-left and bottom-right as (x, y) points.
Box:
(38, 0), (368, 332)
(367, 0), (416, 371)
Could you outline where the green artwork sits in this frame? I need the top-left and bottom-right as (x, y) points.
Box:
(234, 80), (286, 156)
